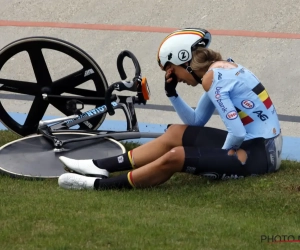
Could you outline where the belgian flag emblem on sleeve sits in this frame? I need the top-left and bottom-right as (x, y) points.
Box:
(252, 83), (273, 109)
(236, 83), (273, 126)
(236, 107), (254, 125)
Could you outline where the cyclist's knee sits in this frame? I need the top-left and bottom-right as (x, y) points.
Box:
(160, 146), (184, 171)
(165, 124), (187, 141)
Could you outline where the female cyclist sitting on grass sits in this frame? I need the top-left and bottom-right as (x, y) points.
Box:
(57, 28), (283, 190)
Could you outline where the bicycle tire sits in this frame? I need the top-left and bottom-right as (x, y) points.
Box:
(0, 132), (126, 179)
(0, 36), (108, 136)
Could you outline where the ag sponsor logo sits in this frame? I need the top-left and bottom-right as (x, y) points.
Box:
(241, 100), (255, 109)
(253, 110), (268, 121)
(226, 110), (238, 120)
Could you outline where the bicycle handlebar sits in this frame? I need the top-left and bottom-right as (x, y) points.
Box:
(117, 50), (141, 81)
(105, 50), (149, 116)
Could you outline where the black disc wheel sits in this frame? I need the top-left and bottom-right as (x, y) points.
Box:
(0, 36), (109, 136)
(0, 133), (126, 179)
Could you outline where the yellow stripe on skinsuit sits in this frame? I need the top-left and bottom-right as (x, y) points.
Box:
(238, 110), (248, 119)
(258, 90), (269, 102)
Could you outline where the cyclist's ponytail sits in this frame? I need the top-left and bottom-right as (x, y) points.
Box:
(190, 47), (222, 71)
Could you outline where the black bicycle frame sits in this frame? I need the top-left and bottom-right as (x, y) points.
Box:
(36, 49), (163, 150)
(37, 95), (140, 146)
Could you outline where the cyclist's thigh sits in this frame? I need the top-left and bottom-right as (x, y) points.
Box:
(182, 126), (227, 148)
(182, 138), (270, 179)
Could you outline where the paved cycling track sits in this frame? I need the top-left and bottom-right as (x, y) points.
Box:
(0, 1), (299, 160)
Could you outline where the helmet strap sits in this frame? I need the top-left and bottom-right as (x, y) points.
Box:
(181, 62), (203, 84)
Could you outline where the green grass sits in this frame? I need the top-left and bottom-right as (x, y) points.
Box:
(0, 130), (300, 250)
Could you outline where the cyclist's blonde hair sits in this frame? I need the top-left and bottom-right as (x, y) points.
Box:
(190, 47), (222, 71)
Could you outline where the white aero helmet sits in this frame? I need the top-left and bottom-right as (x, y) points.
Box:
(157, 28), (212, 70)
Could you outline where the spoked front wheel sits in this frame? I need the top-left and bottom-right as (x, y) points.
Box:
(0, 36), (108, 136)
(0, 133), (126, 179)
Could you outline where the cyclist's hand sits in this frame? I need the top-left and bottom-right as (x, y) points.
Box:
(165, 70), (178, 97)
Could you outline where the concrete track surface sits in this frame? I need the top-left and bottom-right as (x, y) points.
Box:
(0, 1), (299, 139)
